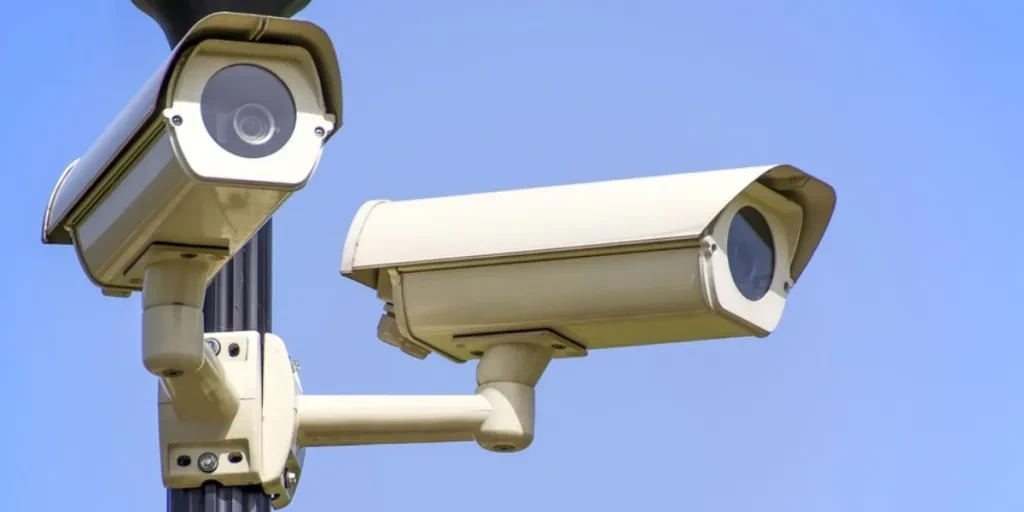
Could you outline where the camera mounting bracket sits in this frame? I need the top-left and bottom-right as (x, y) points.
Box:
(157, 330), (305, 509)
(156, 331), (563, 509)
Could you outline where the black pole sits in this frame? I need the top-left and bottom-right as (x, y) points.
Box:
(131, 1), (310, 511)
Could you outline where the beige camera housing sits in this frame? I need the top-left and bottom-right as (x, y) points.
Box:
(41, 12), (342, 297)
(341, 164), (836, 363)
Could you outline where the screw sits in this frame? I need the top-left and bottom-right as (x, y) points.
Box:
(206, 338), (221, 356)
(470, 350), (484, 357)
(702, 241), (717, 258)
(493, 444), (516, 453)
(227, 452), (243, 464)
(197, 452), (219, 473)
(551, 344), (566, 350)
(171, 115), (183, 126)
(180, 252), (196, 259)
(176, 455), (191, 467)
(314, 126), (325, 137)
(783, 281), (792, 292)
(290, 360), (301, 373)
(228, 343), (240, 357)
(162, 369), (183, 378)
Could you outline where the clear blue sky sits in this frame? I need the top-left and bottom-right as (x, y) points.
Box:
(4, 1), (1023, 510)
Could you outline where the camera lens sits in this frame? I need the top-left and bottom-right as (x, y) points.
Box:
(233, 103), (275, 145)
(201, 64), (296, 159)
(727, 206), (775, 301)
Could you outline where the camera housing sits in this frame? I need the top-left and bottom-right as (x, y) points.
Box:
(41, 12), (342, 297)
(340, 164), (836, 363)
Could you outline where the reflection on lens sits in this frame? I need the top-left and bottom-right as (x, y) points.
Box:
(727, 206), (775, 301)
(201, 64), (296, 158)
(233, 103), (276, 146)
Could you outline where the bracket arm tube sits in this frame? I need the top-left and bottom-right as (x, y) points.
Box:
(159, 345), (239, 420)
(296, 394), (494, 447)
(143, 259), (240, 421)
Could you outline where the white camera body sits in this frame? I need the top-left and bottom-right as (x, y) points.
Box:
(42, 12), (343, 297)
(341, 164), (836, 362)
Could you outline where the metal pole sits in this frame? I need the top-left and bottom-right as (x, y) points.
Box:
(131, 1), (310, 510)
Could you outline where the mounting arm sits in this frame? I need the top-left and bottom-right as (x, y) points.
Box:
(142, 258), (239, 421)
(153, 333), (557, 509)
(296, 342), (554, 453)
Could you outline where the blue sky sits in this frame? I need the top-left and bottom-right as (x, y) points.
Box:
(4, 1), (1023, 510)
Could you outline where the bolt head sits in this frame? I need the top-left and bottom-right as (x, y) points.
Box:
(205, 338), (221, 355)
(197, 452), (219, 473)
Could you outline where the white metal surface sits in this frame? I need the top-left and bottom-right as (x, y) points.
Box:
(143, 257), (240, 422)
(159, 331), (264, 490)
(166, 39), (334, 188)
(71, 133), (292, 292)
(341, 164), (836, 288)
(296, 394), (493, 446)
(261, 333), (304, 509)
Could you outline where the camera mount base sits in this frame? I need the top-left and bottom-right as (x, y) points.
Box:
(156, 331), (561, 509)
(158, 330), (304, 509)
(455, 329), (588, 360)
(474, 340), (554, 452)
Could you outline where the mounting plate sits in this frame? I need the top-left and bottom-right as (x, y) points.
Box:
(453, 329), (588, 360)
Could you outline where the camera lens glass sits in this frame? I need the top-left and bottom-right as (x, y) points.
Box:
(727, 206), (775, 301)
(201, 64), (296, 158)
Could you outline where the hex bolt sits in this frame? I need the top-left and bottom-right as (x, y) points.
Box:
(205, 338), (221, 356)
(314, 126), (325, 137)
(197, 452), (219, 473)
(285, 470), (298, 490)
(171, 115), (183, 126)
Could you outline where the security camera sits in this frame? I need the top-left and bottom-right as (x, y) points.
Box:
(41, 12), (342, 298)
(145, 164), (833, 468)
(38, 12), (342, 416)
(340, 164), (836, 363)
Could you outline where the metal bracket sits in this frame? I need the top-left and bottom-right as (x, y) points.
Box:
(158, 331), (262, 488)
(262, 333), (305, 509)
(157, 331), (304, 509)
(453, 329), (588, 360)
